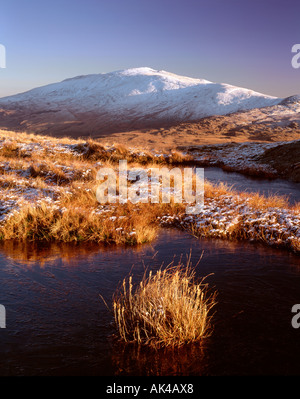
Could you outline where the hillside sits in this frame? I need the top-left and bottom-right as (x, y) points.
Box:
(0, 67), (281, 137)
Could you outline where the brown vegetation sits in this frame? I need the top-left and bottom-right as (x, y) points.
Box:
(112, 256), (217, 347)
(0, 130), (298, 254)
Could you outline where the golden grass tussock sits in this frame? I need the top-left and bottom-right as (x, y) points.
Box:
(244, 192), (290, 210)
(167, 150), (193, 164)
(112, 256), (217, 348)
(204, 180), (235, 199)
(0, 201), (159, 244)
(291, 237), (300, 252)
(293, 202), (300, 213)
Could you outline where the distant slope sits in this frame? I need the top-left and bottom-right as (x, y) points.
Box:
(0, 67), (282, 137)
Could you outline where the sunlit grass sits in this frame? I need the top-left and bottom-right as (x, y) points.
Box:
(0, 130), (298, 253)
(0, 200), (160, 244)
(244, 192), (290, 210)
(112, 256), (217, 347)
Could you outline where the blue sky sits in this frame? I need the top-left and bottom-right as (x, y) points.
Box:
(0, 0), (299, 97)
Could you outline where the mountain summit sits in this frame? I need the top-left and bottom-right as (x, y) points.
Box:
(0, 67), (283, 136)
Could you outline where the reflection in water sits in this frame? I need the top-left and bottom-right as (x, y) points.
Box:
(0, 229), (299, 376)
(111, 340), (208, 376)
(0, 239), (148, 267)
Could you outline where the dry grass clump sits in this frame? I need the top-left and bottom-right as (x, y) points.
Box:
(204, 180), (234, 199)
(293, 202), (300, 213)
(0, 201), (159, 244)
(113, 257), (216, 348)
(244, 192), (290, 210)
(0, 141), (20, 158)
(291, 240), (300, 252)
(74, 139), (107, 160)
(26, 163), (72, 184)
(167, 150), (193, 165)
(0, 140), (31, 159)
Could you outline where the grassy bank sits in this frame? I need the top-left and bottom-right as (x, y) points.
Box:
(0, 130), (298, 253)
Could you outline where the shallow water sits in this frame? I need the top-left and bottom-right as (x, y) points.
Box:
(204, 167), (300, 204)
(0, 229), (299, 376)
(0, 167), (299, 376)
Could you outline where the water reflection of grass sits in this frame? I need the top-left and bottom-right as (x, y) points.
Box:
(111, 339), (208, 375)
(0, 238), (149, 266)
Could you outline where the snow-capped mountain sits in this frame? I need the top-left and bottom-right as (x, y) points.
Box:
(0, 67), (288, 136)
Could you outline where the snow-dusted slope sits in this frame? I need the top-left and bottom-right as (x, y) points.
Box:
(0, 67), (283, 136)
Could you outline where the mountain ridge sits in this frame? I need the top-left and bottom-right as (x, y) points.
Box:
(0, 67), (297, 137)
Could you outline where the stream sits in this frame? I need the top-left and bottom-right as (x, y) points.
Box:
(0, 167), (299, 376)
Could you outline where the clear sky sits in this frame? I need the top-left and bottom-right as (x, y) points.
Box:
(0, 0), (299, 98)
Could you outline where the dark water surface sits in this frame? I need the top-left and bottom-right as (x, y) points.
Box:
(204, 167), (300, 204)
(0, 229), (299, 376)
(0, 168), (299, 376)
